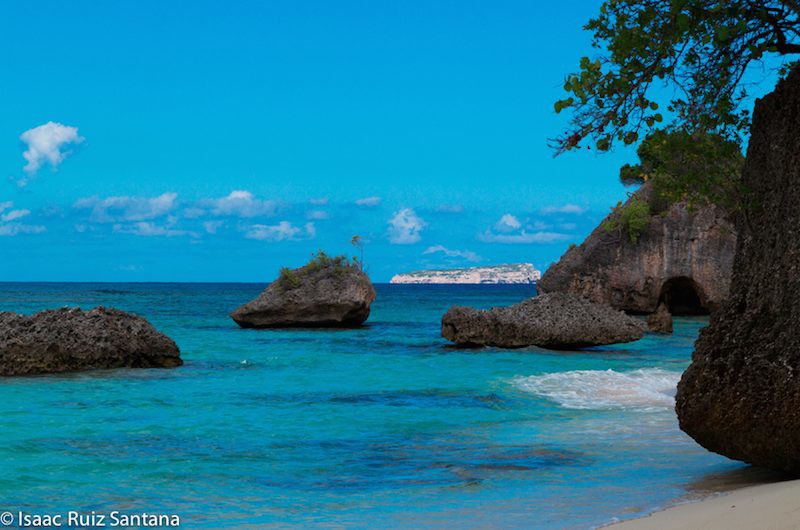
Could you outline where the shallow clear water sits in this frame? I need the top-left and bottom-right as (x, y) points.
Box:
(0, 283), (749, 528)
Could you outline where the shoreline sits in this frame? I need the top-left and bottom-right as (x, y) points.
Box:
(608, 477), (800, 529)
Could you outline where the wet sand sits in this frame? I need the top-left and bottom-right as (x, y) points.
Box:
(610, 477), (800, 530)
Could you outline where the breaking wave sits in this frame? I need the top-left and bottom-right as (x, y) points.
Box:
(512, 368), (681, 411)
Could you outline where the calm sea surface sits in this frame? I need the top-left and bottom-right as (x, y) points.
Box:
(0, 283), (753, 528)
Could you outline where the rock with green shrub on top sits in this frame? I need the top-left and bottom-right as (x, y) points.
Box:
(230, 250), (376, 328)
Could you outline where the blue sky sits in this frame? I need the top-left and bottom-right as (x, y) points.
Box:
(0, 1), (772, 282)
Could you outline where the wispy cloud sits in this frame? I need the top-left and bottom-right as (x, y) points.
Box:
(388, 208), (425, 244)
(309, 197), (329, 206)
(0, 224), (46, 236)
(113, 221), (191, 237)
(1, 209), (30, 222)
(356, 196), (381, 207)
(20, 121), (84, 175)
(0, 201), (45, 236)
(494, 213), (522, 232)
(306, 210), (329, 220)
(74, 193), (178, 223)
(204, 190), (277, 218)
(202, 220), (224, 234)
(479, 231), (569, 244)
(245, 221), (315, 241)
(424, 244), (481, 262)
(480, 213), (570, 244)
(541, 203), (587, 215)
(435, 204), (464, 213)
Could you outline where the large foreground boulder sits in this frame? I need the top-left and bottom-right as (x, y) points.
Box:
(231, 257), (376, 328)
(0, 307), (182, 376)
(441, 292), (646, 349)
(539, 182), (735, 316)
(676, 68), (800, 472)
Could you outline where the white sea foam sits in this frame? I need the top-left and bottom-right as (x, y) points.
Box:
(512, 368), (681, 411)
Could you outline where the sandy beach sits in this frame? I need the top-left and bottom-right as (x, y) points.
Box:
(610, 478), (800, 530)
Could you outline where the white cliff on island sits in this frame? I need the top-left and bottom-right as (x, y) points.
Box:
(390, 264), (541, 285)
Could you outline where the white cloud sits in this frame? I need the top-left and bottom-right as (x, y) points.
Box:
(74, 192), (178, 223)
(436, 204), (464, 213)
(356, 196), (381, 207)
(388, 208), (426, 244)
(541, 203), (587, 215)
(479, 231), (570, 244)
(182, 207), (206, 219)
(20, 121), (84, 174)
(494, 213), (522, 232)
(0, 223), (46, 236)
(424, 244), (481, 262)
(245, 221), (315, 241)
(481, 212), (574, 244)
(1, 209), (30, 222)
(306, 210), (329, 220)
(112, 221), (190, 237)
(202, 220), (224, 234)
(309, 197), (329, 205)
(206, 190), (277, 218)
(0, 201), (45, 236)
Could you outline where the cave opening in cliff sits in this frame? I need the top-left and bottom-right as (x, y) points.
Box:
(659, 277), (709, 315)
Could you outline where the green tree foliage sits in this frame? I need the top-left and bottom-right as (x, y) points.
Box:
(619, 130), (744, 210)
(277, 250), (358, 290)
(602, 196), (652, 243)
(553, 1), (800, 154)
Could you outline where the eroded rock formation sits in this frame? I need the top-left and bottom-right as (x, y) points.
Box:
(646, 303), (673, 334)
(539, 182), (735, 316)
(676, 68), (800, 472)
(231, 262), (376, 328)
(0, 307), (182, 376)
(441, 292), (646, 349)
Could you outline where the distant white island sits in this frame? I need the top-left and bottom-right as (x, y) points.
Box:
(390, 263), (541, 285)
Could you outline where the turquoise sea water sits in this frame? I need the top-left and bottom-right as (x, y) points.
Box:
(0, 283), (752, 529)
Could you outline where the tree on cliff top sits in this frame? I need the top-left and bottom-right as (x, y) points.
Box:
(553, 1), (800, 156)
(619, 129), (744, 210)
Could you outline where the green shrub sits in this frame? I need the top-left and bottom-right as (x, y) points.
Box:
(276, 250), (357, 290)
(602, 196), (651, 244)
(278, 267), (301, 289)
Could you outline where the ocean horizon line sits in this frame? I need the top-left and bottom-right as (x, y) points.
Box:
(0, 280), (538, 286)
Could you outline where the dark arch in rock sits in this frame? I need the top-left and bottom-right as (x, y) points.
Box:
(659, 277), (709, 315)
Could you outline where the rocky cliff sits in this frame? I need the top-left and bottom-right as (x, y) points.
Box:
(391, 264), (540, 285)
(538, 182), (735, 315)
(676, 68), (800, 472)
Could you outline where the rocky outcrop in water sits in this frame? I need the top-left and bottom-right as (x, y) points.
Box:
(646, 303), (673, 334)
(538, 182), (735, 316)
(676, 68), (800, 473)
(0, 307), (182, 376)
(231, 259), (376, 328)
(441, 292), (646, 349)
